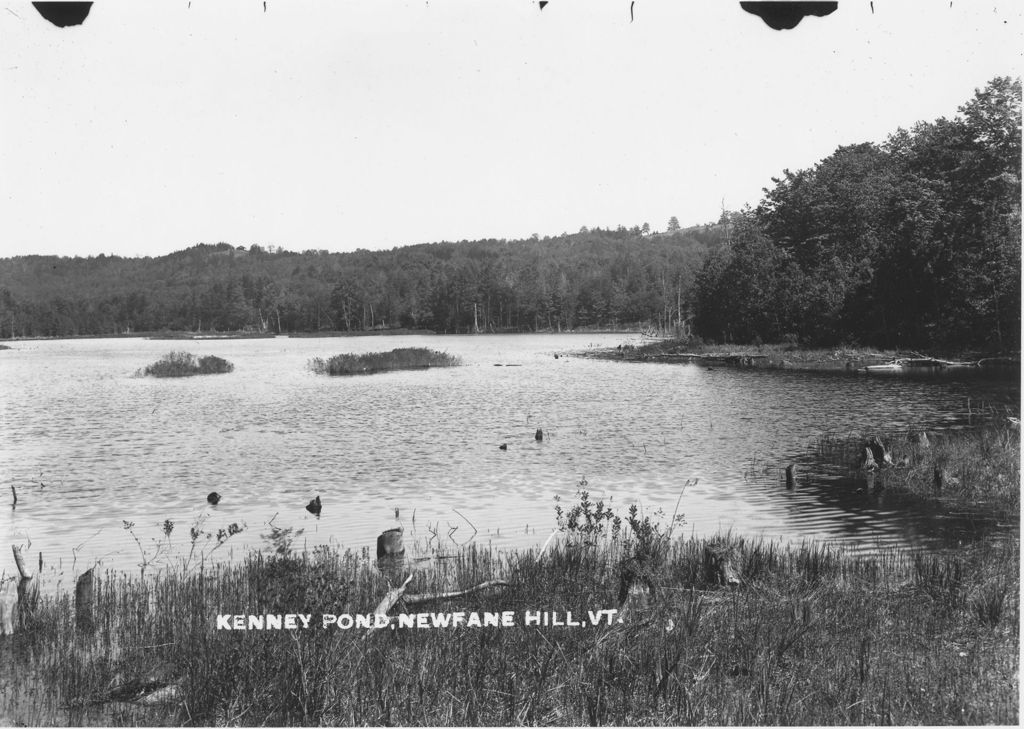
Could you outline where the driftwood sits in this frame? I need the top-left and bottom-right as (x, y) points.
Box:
(1, 545), (40, 636)
(364, 574), (511, 639)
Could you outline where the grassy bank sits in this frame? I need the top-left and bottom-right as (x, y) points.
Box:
(308, 348), (460, 376)
(136, 351), (234, 378)
(1, 530), (1018, 725)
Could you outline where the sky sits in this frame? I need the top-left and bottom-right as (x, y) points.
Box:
(0, 1), (1020, 258)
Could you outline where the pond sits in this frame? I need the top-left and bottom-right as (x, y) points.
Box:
(0, 334), (1018, 583)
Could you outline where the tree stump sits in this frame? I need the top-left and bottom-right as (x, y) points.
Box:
(860, 446), (877, 470)
(1, 545), (39, 635)
(917, 431), (930, 448)
(866, 436), (893, 466)
(617, 556), (655, 620)
(535, 428), (544, 442)
(376, 528), (405, 559)
(76, 568), (96, 635)
(785, 464), (797, 490)
(703, 543), (740, 587)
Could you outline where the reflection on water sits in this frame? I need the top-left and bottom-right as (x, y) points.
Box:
(0, 334), (1018, 579)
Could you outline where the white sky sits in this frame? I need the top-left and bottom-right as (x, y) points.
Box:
(1, 1), (1020, 258)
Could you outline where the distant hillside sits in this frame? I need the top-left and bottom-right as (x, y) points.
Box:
(0, 224), (729, 337)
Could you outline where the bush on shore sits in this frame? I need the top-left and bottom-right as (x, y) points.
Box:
(308, 347), (460, 376)
(137, 351), (234, 377)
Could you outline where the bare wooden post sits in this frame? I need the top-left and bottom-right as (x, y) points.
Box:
(785, 464), (797, 490)
(535, 428), (544, 441)
(76, 568), (95, 635)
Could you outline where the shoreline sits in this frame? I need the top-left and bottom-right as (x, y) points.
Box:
(578, 338), (1022, 377)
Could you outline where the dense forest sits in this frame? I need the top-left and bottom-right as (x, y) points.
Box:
(1, 77), (1019, 352)
(0, 226), (722, 337)
(694, 77), (1021, 352)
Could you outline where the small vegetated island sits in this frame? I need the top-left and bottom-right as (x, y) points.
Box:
(137, 351), (234, 377)
(308, 347), (460, 376)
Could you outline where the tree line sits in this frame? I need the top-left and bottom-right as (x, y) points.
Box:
(693, 77), (1021, 353)
(1, 78), (1018, 352)
(0, 225), (723, 338)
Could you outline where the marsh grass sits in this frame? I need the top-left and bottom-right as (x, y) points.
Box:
(308, 347), (460, 376)
(1, 531), (1017, 726)
(137, 351), (234, 378)
(814, 423), (1021, 514)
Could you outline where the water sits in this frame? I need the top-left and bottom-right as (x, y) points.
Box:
(0, 334), (1018, 582)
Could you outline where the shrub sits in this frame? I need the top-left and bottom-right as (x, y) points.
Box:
(138, 351), (234, 377)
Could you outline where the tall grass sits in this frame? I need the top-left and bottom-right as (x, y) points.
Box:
(1, 533), (1017, 726)
(137, 351), (234, 378)
(308, 348), (460, 376)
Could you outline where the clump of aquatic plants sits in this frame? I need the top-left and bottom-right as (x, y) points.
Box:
(137, 351), (234, 377)
(308, 347), (460, 376)
(2, 531), (1017, 726)
(814, 422), (1020, 514)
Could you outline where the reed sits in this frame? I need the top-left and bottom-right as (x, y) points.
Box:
(137, 351), (234, 378)
(308, 348), (460, 376)
(1, 529), (1017, 726)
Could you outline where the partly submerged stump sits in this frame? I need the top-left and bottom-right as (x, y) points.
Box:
(866, 436), (893, 467)
(917, 431), (930, 448)
(785, 464), (797, 490)
(76, 568), (95, 635)
(535, 428), (544, 442)
(860, 446), (877, 470)
(376, 528), (405, 560)
(703, 543), (741, 587)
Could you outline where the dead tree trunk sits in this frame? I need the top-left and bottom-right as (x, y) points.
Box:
(1, 545), (40, 635)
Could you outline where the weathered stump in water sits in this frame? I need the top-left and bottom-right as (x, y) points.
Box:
(860, 447), (877, 470)
(866, 436), (893, 466)
(703, 542), (741, 587)
(76, 568), (95, 635)
(917, 431), (930, 448)
(535, 428), (544, 442)
(376, 528), (405, 560)
(785, 464), (797, 490)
